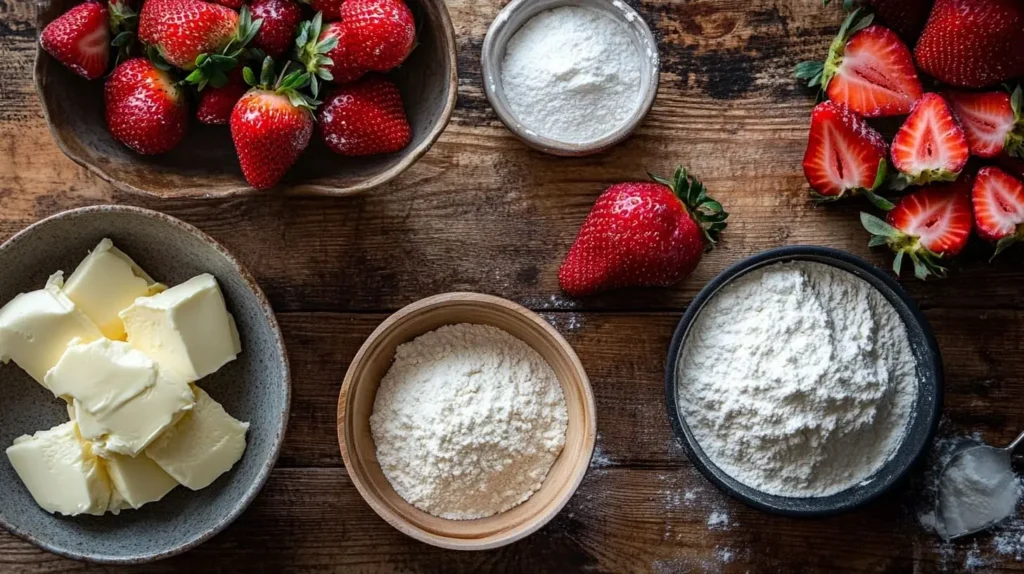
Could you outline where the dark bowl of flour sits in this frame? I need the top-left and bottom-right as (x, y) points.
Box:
(665, 246), (943, 517)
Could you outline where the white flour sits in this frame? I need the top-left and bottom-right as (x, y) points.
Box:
(939, 447), (1021, 537)
(370, 324), (568, 520)
(677, 261), (918, 497)
(500, 6), (642, 143)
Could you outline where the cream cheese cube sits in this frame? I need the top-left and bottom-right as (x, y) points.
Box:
(105, 452), (179, 509)
(46, 338), (195, 457)
(63, 239), (166, 341)
(0, 275), (102, 386)
(146, 386), (248, 490)
(6, 421), (112, 516)
(120, 274), (242, 382)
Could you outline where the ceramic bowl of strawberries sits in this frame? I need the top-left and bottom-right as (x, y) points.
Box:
(34, 0), (457, 197)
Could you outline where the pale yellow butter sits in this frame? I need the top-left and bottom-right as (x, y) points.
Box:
(46, 338), (195, 457)
(6, 421), (112, 516)
(120, 274), (242, 382)
(105, 452), (179, 509)
(146, 386), (248, 490)
(63, 239), (166, 341)
(0, 275), (102, 386)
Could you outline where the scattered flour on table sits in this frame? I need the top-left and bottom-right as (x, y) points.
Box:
(706, 509), (730, 529)
(677, 261), (918, 497)
(500, 6), (642, 143)
(370, 324), (568, 520)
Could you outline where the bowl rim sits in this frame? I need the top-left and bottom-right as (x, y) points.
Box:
(664, 245), (944, 517)
(0, 205), (292, 563)
(337, 291), (597, 550)
(480, 0), (660, 157)
(32, 0), (458, 199)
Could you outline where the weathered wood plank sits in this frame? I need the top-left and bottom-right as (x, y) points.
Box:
(0, 466), (1012, 573)
(275, 309), (1024, 469)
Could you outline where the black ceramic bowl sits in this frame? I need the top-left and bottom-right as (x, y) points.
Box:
(665, 246), (943, 517)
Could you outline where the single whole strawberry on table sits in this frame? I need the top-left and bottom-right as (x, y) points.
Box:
(40, 0), (416, 190)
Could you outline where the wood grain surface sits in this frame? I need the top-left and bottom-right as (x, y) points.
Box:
(1, 0), (1023, 571)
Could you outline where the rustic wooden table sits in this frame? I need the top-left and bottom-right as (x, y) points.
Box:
(2, 0), (1023, 571)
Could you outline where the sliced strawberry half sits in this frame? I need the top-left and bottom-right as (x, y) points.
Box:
(861, 183), (974, 279)
(972, 166), (1024, 258)
(891, 93), (970, 188)
(945, 87), (1024, 159)
(802, 101), (889, 201)
(40, 1), (110, 80)
(795, 9), (922, 118)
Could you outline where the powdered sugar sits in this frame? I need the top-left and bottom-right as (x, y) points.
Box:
(500, 6), (642, 143)
(370, 324), (568, 520)
(677, 261), (918, 497)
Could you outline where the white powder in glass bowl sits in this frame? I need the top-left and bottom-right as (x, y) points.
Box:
(676, 261), (919, 498)
(500, 6), (643, 144)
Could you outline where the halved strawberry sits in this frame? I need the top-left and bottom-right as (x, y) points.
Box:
(40, 1), (110, 80)
(890, 93), (969, 188)
(861, 183), (973, 279)
(795, 9), (922, 118)
(972, 166), (1024, 258)
(802, 101), (889, 201)
(945, 87), (1024, 159)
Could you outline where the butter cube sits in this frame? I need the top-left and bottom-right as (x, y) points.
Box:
(146, 386), (248, 490)
(6, 421), (112, 516)
(0, 275), (102, 386)
(47, 338), (195, 457)
(105, 452), (179, 509)
(63, 239), (165, 341)
(120, 274), (241, 382)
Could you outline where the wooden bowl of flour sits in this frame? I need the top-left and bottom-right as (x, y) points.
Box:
(337, 292), (596, 550)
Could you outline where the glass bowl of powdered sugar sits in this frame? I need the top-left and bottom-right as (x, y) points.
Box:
(480, 0), (659, 156)
(665, 246), (943, 517)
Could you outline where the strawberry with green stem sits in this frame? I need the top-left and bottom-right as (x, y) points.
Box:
(890, 93), (969, 189)
(802, 100), (891, 206)
(944, 86), (1024, 159)
(293, 12), (338, 97)
(230, 57), (317, 189)
(109, 0), (139, 67)
(972, 166), (1024, 259)
(861, 183), (973, 280)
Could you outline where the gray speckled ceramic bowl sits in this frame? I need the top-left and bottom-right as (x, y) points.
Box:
(0, 206), (291, 563)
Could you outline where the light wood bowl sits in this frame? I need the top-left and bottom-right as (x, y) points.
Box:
(337, 293), (596, 550)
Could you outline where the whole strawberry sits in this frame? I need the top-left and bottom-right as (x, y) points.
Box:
(559, 168), (728, 297)
(972, 166), (1024, 258)
(914, 0), (1024, 88)
(231, 57), (315, 189)
(318, 76), (411, 156)
(250, 0), (303, 59)
(196, 68), (247, 124)
(40, 1), (110, 80)
(795, 9), (922, 118)
(105, 57), (187, 154)
(302, 0), (343, 20)
(861, 182), (973, 279)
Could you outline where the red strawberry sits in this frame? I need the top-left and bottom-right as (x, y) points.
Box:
(972, 166), (1024, 257)
(802, 101), (889, 201)
(864, 0), (933, 43)
(317, 21), (365, 83)
(890, 93), (969, 188)
(39, 1), (110, 80)
(302, 0), (343, 21)
(104, 58), (187, 154)
(250, 0), (303, 59)
(914, 0), (1024, 88)
(212, 0), (244, 8)
(138, 0), (240, 69)
(231, 58), (315, 189)
(861, 183), (973, 279)
(558, 168), (728, 297)
(196, 68), (247, 124)
(318, 76), (411, 156)
(796, 10), (922, 118)
(945, 88), (1024, 159)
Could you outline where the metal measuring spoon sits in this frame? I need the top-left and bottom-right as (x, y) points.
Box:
(937, 430), (1024, 540)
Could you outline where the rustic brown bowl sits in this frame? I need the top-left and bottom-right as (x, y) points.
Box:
(338, 293), (596, 550)
(34, 0), (457, 198)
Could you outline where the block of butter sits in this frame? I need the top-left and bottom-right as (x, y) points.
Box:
(63, 239), (166, 341)
(120, 274), (241, 382)
(46, 338), (195, 457)
(146, 386), (248, 491)
(0, 275), (102, 386)
(105, 452), (179, 510)
(6, 421), (112, 516)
